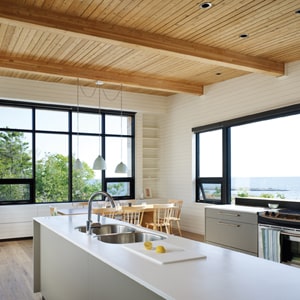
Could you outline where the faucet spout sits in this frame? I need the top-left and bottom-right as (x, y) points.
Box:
(86, 191), (116, 234)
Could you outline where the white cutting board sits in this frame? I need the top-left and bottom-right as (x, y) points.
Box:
(123, 241), (206, 264)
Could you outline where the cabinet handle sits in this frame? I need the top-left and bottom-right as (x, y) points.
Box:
(218, 221), (240, 228)
(218, 212), (240, 217)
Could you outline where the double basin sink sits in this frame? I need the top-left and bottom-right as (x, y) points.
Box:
(75, 223), (166, 244)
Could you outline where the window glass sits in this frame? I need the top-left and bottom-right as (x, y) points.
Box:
(0, 106), (32, 129)
(199, 129), (222, 177)
(199, 183), (222, 202)
(72, 112), (101, 134)
(231, 115), (300, 200)
(106, 115), (132, 135)
(72, 135), (102, 170)
(72, 135), (103, 201)
(107, 182), (130, 197)
(0, 131), (32, 179)
(0, 102), (135, 204)
(0, 184), (30, 201)
(35, 133), (69, 202)
(36, 109), (68, 132)
(105, 137), (132, 178)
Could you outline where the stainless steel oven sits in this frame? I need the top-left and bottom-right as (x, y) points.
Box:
(258, 209), (300, 267)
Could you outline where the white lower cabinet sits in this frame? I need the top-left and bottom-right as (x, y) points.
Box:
(205, 207), (258, 255)
(0, 203), (69, 239)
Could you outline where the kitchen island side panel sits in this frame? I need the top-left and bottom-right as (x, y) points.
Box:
(38, 226), (163, 300)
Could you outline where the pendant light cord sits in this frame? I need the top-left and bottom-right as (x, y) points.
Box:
(120, 84), (123, 160)
(77, 78), (80, 158)
(98, 85), (101, 154)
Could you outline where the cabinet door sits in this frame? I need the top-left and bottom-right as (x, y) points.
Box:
(206, 208), (257, 224)
(205, 218), (257, 254)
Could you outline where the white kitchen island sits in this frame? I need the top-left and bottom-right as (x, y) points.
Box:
(33, 214), (300, 300)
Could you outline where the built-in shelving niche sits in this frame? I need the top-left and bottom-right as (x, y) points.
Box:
(142, 114), (160, 198)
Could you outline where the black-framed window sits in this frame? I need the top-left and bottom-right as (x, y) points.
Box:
(193, 104), (300, 204)
(0, 100), (135, 205)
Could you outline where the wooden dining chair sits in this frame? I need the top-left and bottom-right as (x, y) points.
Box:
(49, 206), (58, 216)
(72, 201), (88, 208)
(92, 207), (117, 222)
(145, 203), (175, 234)
(167, 199), (183, 236)
(121, 206), (145, 226)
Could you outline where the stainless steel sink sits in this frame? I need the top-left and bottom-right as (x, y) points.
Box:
(74, 224), (136, 235)
(96, 231), (166, 244)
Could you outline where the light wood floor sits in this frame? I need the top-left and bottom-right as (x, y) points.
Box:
(0, 231), (204, 300)
(0, 238), (42, 300)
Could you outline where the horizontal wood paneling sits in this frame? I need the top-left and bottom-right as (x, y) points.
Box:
(1, 0), (298, 94)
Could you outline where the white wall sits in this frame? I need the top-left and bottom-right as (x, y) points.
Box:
(2, 61), (300, 236)
(159, 61), (300, 234)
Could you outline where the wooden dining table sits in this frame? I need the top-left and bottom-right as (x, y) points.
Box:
(57, 204), (157, 228)
(57, 208), (88, 215)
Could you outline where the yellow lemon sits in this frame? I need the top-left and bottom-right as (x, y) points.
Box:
(155, 245), (166, 253)
(144, 241), (153, 250)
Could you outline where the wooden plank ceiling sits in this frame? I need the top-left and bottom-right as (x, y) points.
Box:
(0, 0), (299, 96)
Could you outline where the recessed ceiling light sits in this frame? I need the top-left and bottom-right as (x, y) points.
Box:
(239, 33), (249, 39)
(295, 9), (300, 15)
(199, 2), (212, 9)
(96, 80), (104, 85)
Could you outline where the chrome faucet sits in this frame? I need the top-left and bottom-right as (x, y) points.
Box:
(86, 191), (116, 234)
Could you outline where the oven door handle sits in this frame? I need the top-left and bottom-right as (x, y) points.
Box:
(281, 231), (300, 242)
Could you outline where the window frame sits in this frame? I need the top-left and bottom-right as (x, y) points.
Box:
(0, 100), (135, 205)
(193, 103), (300, 204)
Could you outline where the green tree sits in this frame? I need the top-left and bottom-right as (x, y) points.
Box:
(0, 131), (32, 178)
(237, 188), (249, 198)
(35, 153), (102, 202)
(36, 153), (69, 202)
(0, 131), (32, 200)
(0, 131), (103, 202)
(72, 160), (102, 201)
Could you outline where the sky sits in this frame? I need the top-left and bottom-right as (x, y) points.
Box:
(200, 114), (300, 178)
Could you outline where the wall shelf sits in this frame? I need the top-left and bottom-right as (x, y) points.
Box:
(142, 114), (160, 197)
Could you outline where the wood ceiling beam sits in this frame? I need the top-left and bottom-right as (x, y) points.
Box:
(0, 1), (284, 77)
(0, 55), (203, 95)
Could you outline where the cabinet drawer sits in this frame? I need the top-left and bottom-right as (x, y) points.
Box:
(205, 218), (257, 254)
(205, 208), (257, 224)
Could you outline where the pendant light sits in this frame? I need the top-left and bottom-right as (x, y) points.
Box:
(115, 84), (128, 173)
(93, 81), (106, 170)
(74, 78), (82, 169)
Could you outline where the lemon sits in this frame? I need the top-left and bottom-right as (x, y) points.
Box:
(144, 241), (153, 250)
(155, 245), (166, 253)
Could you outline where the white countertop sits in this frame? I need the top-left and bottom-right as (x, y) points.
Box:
(206, 204), (267, 213)
(34, 214), (300, 300)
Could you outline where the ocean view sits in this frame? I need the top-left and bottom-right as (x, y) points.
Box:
(231, 177), (300, 200)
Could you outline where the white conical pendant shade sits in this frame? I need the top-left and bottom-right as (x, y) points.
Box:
(93, 155), (106, 170)
(74, 158), (83, 169)
(115, 161), (128, 173)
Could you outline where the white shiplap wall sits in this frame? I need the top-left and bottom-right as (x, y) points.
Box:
(0, 77), (167, 238)
(1, 61), (300, 236)
(0, 76), (168, 114)
(159, 61), (300, 234)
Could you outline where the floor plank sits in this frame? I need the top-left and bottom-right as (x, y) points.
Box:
(0, 239), (42, 300)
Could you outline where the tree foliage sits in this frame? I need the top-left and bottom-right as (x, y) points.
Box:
(0, 131), (32, 200)
(1, 130), (125, 202)
(0, 131), (32, 178)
